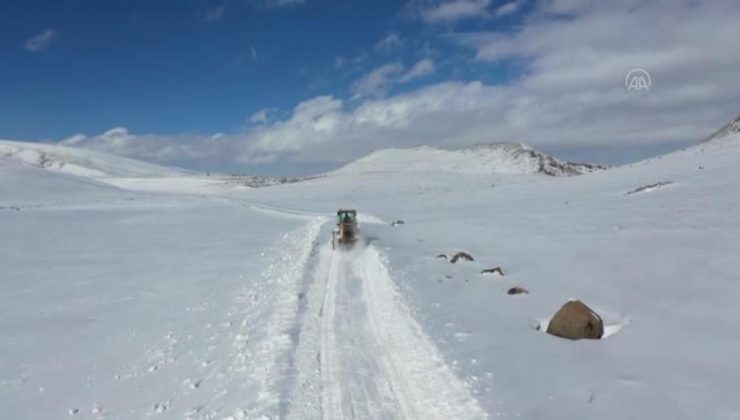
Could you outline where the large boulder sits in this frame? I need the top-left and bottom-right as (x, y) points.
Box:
(546, 300), (604, 340)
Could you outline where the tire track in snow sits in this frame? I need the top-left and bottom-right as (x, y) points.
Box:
(357, 245), (488, 419)
(191, 216), (325, 419)
(319, 250), (343, 420)
(286, 240), (487, 419)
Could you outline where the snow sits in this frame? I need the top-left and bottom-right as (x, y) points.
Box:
(287, 240), (485, 419)
(0, 157), (128, 207)
(1, 133), (739, 419)
(333, 143), (604, 176)
(102, 177), (248, 195)
(0, 139), (189, 178)
(0, 195), (312, 419)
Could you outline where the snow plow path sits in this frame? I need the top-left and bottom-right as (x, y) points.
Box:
(286, 239), (487, 420)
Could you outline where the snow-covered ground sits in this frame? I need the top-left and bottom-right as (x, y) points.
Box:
(1, 132), (739, 419)
(0, 139), (190, 179)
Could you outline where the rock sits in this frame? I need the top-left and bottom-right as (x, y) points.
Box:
(507, 286), (528, 295)
(481, 267), (505, 276)
(450, 252), (474, 263)
(391, 220), (405, 226)
(546, 300), (604, 340)
(626, 181), (672, 196)
(436, 254), (448, 260)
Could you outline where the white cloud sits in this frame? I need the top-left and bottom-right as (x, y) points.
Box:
(351, 63), (404, 98)
(249, 108), (276, 124)
(458, 0), (740, 92)
(495, 0), (521, 17)
(59, 1), (740, 171)
(24, 28), (56, 52)
(375, 33), (403, 52)
(539, 0), (595, 15)
(333, 50), (369, 71)
(419, 0), (492, 23)
(61, 127), (238, 163)
(352, 59), (435, 97)
(401, 58), (435, 82)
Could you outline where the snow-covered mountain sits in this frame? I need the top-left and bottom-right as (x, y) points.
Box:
(2, 120), (739, 419)
(334, 142), (605, 176)
(0, 139), (189, 178)
(703, 114), (740, 143)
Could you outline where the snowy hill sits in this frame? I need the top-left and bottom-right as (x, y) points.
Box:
(334, 142), (605, 176)
(622, 114), (740, 174)
(1, 121), (739, 419)
(703, 114), (740, 143)
(0, 139), (190, 179)
(0, 157), (129, 207)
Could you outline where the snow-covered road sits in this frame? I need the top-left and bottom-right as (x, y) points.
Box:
(285, 233), (486, 420)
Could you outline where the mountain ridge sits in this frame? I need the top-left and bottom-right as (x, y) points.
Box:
(333, 142), (606, 177)
(703, 114), (740, 143)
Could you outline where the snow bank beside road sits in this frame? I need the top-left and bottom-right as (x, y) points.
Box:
(0, 196), (312, 419)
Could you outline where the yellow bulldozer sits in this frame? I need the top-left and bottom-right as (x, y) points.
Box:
(332, 209), (358, 250)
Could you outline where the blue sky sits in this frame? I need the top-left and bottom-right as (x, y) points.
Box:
(1, 0), (523, 140)
(2, 0), (739, 174)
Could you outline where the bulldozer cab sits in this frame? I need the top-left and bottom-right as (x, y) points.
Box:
(337, 209), (356, 225)
(333, 209), (358, 249)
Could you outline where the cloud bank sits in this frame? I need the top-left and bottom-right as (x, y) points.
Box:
(60, 0), (740, 172)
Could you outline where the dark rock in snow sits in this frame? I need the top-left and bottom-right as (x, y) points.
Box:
(626, 181), (672, 195)
(507, 286), (528, 295)
(450, 252), (474, 263)
(436, 254), (448, 260)
(546, 300), (604, 340)
(391, 220), (405, 226)
(481, 267), (505, 276)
